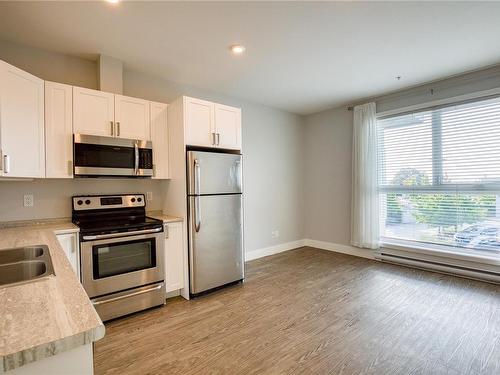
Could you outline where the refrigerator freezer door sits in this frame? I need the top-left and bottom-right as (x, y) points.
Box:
(189, 194), (244, 294)
(187, 151), (242, 195)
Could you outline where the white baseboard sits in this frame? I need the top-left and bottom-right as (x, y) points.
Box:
(245, 238), (375, 261)
(245, 239), (306, 261)
(305, 239), (375, 260)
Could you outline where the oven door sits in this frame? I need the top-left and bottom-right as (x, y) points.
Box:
(74, 134), (153, 177)
(81, 229), (164, 298)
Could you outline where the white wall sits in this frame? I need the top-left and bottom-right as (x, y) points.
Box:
(0, 179), (164, 222)
(0, 41), (305, 253)
(0, 39), (97, 89)
(304, 107), (352, 246)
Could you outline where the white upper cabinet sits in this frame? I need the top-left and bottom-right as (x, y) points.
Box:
(0, 60), (45, 178)
(185, 97), (215, 147)
(114, 95), (151, 141)
(183, 96), (241, 150)
(214, 104), (241, 150)
(73, 86), (114, 137)
(150, 101), (169, 179)
(45, 81), (73, 178)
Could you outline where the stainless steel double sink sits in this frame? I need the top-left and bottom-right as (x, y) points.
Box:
(0, 245), (55, 287)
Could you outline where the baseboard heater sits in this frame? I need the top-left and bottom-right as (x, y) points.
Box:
(375, 247), (500, 284)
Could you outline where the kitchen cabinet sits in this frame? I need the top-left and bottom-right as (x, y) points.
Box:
(150, 101), (169, 179)
(73, 86), (114, 137)
(115, 95), (151, 140)
(164, 222), (184, 293)
(56, 232), (80, 280)
(184, 96), (241, 150)
(185, 97), (215, 147)
(73, 87), (152, 141)
(45, 81), (73, 178)
(0, 60), (45, 178)
(214, 103), (241, 150)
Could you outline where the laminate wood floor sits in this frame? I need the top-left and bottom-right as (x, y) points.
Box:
(94, 247), (500, 375)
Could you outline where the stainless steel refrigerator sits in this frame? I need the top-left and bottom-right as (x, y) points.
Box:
(187, 150), (244, 296)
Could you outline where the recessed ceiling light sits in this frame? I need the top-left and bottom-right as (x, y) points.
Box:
(105, 0), (120, 4)
(230, 45), (246, 55)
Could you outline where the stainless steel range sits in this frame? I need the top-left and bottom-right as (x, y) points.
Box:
(72, 194), (165, 321)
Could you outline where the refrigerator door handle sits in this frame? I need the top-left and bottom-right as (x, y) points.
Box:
(194, 196), (201, 232)
(194, 158), (201, 195)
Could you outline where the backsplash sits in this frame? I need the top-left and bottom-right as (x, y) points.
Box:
(0, 179), (165, 222)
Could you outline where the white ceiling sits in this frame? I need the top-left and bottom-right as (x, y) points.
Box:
(1, 1), (500, 115)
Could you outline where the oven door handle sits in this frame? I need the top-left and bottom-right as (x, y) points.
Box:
(82, 227), (163, 241)
(92, 283), (163, 306)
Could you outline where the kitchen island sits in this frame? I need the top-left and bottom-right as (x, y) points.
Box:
(0, 222), (104, 374)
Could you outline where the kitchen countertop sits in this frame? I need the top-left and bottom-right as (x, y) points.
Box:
(0, 222), (104, 373)
(146, 211), (184, 223)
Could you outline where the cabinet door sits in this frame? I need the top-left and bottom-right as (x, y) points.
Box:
(114, 95), (151, 140)
(184, 97), (215, 147)
(73, 86), (114, 137)
(164, 222), (184, 293)
(56, 233), (80, 280)
(0, 60), (45, 178)
(151, 102), (169, 179)
(45, 81), (73, 178)
(214, 104), (241, 150)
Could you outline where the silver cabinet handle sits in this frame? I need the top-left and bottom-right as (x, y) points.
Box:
(134, 140), (139, 175)
(116, 121), (120, 137)
(3, 155), (10, 174)
(194, 159), (201, 195)
(194, 196), (201, 232)
(110, 121), (114, 136)
(0, 149), (3, 171)
(211, 132), (216, 145)
(164, 224), (169, 239)
(92, 283), (163, 306)
(216, 133), (220, 146)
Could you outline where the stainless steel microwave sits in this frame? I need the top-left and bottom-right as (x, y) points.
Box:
(73, 134), (153, 177)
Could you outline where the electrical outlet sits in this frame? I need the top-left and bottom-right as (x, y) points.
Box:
(23, 194), (34, 207)
(146, 192), (153, 201)
(271, 230), (280, 238)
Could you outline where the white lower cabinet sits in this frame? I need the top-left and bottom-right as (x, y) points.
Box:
(164, 222), (184, 293)
(56, 232), (80, 280)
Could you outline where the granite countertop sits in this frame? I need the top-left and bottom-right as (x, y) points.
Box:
(146, 211), (184, 223)
(0, 222), (104, 372)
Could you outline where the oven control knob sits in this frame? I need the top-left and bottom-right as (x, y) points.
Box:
(85, 199), (91, 205)
(137, 197), (142, 202)
(131, 198), (136, 203)
(77, 200), (83, 206)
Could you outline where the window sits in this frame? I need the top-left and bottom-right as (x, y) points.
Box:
(377, 96), (500, 255)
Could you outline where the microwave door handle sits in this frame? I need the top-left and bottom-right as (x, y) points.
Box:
(134, 141), (139, 175)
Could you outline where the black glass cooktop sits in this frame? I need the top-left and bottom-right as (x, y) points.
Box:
(74, 215), (163, 235)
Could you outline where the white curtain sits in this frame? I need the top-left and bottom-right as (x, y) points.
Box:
(351, 102), (379, 249)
